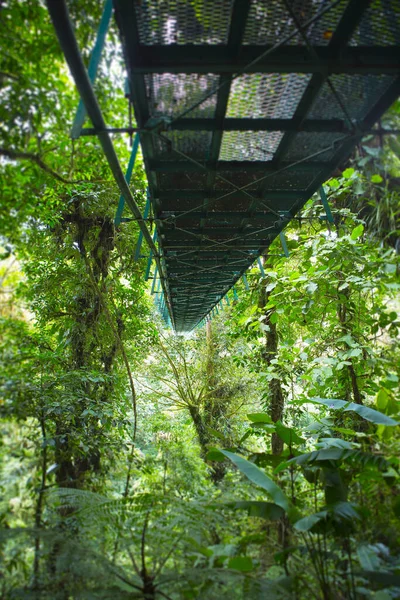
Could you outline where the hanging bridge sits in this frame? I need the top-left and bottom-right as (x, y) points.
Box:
(47, 0), (400, 332)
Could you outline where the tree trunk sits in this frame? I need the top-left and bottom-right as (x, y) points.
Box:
(258, 281), (284, 455)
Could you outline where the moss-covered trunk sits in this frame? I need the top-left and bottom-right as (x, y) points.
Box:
(258, 279), (284, 456)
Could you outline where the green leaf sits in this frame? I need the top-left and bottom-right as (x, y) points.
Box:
(310, 397), (398, 426)
(358, 571), (400, 587)
(206, 448), (226, 462)
(342, 167), (355, 179)
(370, 174), (383, 183)
(294, 511), (327, 531)
(205, 426), (226, 440)
(225, 501), (284, 521)
(331, 501), (360, 521)
(265, 282), (277, 292)
(228, 556), (253, 572)
(288, 448), (388, 470)
(275, 421), (304, 446)
(357, 545), (381, 571)
(187, 538), (213, 558)
(294, 502), (359, 531)
(351, 224), (364, 240)
(249, 452), (285, 468)
(269, 312), (278, 325)
(46, 463), (59, 475)
(316, 438), (354, 449)
(247, 413), (273, 424)
(219, 450), (290, 512)
(306, 282), (318, 294)
(327, 178), (340, 188)
(376, 389), (389, 411)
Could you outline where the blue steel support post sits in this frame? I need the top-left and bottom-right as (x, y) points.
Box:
(242, 274), (249, 291)
(71, 0), (113, 138)
(144, 231), (157, 281)
(233, 287), (239, 301)
(319, 186), (334, 224)
(279, 232), (290, 257)
(151, 264), (158, 294)
(257, 257), (266, 277)
(134, 190), (150, 260)
(114, 133), (140, 225)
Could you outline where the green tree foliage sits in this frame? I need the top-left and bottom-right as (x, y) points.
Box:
(1, 2), (400, 599)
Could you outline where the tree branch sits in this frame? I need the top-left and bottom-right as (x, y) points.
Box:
(0, 147), (104, 185)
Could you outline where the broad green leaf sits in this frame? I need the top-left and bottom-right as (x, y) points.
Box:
(357, 545), (381, 571)
(275, 421), (304, 446)
(187, 538), (213, 558)
(220, 450), (290, 512)
(351, 224), (364, 240)
(316, 438), (355, 449)
(327, 178), (340, 188)
(46, 463), (59, 475)
(247, 413), (273, 424)
(224, 501), (284, 521)
(294, 502), (358, 532)
(310, 397), (398, 426)
(370, 174), (383, 183)
(342, 167), (355, 179)
(205, 426), (226, 440)
(376, 389), (389, 411)
(294, 511), (327, 531)
(306, 282), (318, 294)
(250, 423), (276, 432)
(331, 501), (360, 521)
(228, 556), (253, 572)
(206, 448), (226, 462)
(288, 448), (388, 470)
(265, 282), (277, 292)
(269, 312), (278, 325)
(359, 571), (400, 587)
(249, 452), (286, 468)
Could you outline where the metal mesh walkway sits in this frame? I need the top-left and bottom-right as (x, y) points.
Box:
(113, 0), (400, 331)
(46, 0), (400, 332)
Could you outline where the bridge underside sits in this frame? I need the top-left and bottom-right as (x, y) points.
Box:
(114, 0), (400, 331)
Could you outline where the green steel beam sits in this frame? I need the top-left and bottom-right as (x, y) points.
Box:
(147, 160), (327, 173)
(80, 120), (399, 134)
(130, 46), (400, 75)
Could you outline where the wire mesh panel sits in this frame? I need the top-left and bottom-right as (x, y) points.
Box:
(350, 0), (400, 46)
(134, 0), (235, 45)
(243, 0), (349, 46)
(284, 132), (346, 162)
(155, 130), (213, 161)
(226, 74), (311, 119)
(113, 0), (400, 330)
(219, 130), (284, 161)
(145, 73), (219, 118)
(308, 74), (396, 121)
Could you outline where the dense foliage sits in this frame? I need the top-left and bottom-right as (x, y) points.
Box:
(1, 2), (400, 599)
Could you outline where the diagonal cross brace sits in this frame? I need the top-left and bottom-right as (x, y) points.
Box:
(114, 133), (140, 226)
(71, 0), (113, 139)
